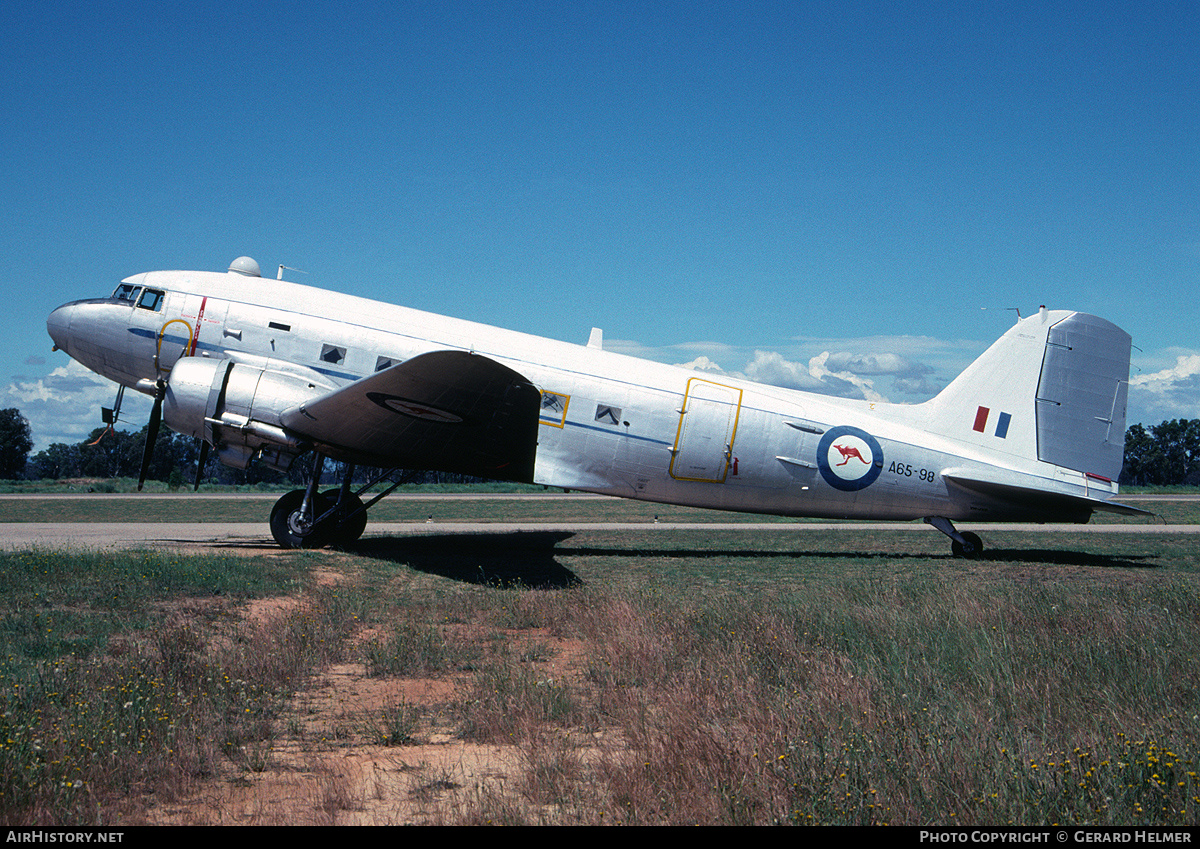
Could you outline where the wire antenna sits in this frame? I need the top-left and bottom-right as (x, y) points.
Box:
(277, 265), (308, 280)
(981, 306), (1023, 320)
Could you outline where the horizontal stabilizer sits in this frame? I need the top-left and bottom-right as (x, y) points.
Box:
(943, 471), (1154, 523)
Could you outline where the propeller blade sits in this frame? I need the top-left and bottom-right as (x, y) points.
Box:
(194, 439), (209, 491)
(138, 380), (165, 491)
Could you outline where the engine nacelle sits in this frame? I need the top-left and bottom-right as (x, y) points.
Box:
(163, 357), (320, 469)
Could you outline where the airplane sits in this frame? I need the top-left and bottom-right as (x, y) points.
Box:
(46, 255), (1149, 555)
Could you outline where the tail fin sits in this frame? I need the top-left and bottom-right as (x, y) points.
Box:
(923, 309), (1131, 481)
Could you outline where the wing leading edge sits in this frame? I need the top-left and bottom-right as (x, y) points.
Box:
(280, 350), (541, 482)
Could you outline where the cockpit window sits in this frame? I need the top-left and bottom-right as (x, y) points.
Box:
(113, 284), (141, 302)
(137, 288), (165, 311)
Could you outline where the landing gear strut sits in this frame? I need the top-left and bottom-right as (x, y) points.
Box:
(924, 516), (984, 558)
(270, 454), (369, 549)
(269, 457), (420, 549)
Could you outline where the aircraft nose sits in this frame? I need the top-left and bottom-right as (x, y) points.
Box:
(47, 302), (75, 353)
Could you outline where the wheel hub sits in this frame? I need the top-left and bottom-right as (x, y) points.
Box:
(287, 509), (314, 537)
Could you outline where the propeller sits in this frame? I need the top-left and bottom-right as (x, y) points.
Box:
(193, 439), (209, 491)
(137, 379), (166, 491)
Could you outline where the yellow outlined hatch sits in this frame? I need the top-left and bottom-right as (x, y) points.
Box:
(669, 378), (742, 482)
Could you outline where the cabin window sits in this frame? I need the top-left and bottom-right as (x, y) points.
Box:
(595, 404), (622, 425)
(113, 284), (141, 302)
(269, 321), (291, 331)
(136, 288), (165, 311)
(375, 355), (400, 372)
(320, 344), (346, 365)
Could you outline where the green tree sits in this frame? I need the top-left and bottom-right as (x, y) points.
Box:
(0, 408), (33, 479)
(1152, 418), (1200, 485)
(143, 429), (202, 484)
(76, 427), (140, 478)
(27, 442), (82, 479)
(1122, 419), (1200, 486)
(1121, 423), (1158, 485)
(27, 426), (198, 483)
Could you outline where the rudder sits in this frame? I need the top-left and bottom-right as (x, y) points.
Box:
(1034, 312), (1130, 481)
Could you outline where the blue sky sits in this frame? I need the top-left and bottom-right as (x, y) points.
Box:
(3, 1), (1197, 451)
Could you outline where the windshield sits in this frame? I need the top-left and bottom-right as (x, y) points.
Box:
(113, 283), (141, 302)
(111, 284), (165, 311)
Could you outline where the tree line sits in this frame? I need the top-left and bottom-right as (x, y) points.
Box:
(6, 412), (294, 487)
(1119, 419), (1200, 486)
(0, 407), (477, 487)
(1, 407), (1198, 486)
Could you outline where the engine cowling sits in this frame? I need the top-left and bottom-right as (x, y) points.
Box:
(163, 357), (321, 469)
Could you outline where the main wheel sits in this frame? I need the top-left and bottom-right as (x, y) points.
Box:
(951, 531), (984, 559)
(270, 489), (334, 549)
(321, 489), (368, 548)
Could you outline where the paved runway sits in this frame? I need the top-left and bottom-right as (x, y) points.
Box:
(1, 490), (1193, 549)
(0, 491), (1187, 501)
(2, 519), (1197, 550)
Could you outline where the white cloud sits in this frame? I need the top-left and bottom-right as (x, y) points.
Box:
(674, 355), (727, 374)
(1130, 354), (1200, 393)
(614, 330), (963, 402)
(806, 352), (887, 402)
(1128, 353), (1200, 425)
(821, 351), (932, 377)
(670, 348), (886, 400)
(743, 350), (812, 387)
(2, 360), (149, 450)
(740, 350), (854, 396)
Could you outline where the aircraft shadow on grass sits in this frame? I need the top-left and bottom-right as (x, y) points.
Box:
(352, 532), (582, 589)
(346, 532), (1159, 588)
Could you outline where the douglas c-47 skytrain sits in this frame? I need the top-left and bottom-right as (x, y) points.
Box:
(47, 256), (1148, 554)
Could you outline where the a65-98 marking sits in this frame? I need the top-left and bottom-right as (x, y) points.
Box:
(888, 461), (937, 483)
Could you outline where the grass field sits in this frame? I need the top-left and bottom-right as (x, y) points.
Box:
(0, 494), (1198, 825)
(1, 490), (1198, 524)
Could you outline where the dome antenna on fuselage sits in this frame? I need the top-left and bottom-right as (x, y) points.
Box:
(227, 256), (307, 280)
(228, 256), (262, 277)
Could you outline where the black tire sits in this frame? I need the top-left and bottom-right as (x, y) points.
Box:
(321, 489), (368, 548)
(951, 531), (984, 559)
(270, 489), (334, 549)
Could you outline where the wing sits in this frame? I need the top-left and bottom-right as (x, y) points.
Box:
(280, 350), (541, 481)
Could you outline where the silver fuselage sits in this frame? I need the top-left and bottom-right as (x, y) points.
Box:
(47, 265), (1131, 523)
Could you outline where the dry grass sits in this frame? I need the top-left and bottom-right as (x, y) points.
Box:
(3, 527), (1199, 825)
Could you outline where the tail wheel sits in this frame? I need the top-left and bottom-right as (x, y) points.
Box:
(270, 489), (334, 549)
(951, 531), (984, 559)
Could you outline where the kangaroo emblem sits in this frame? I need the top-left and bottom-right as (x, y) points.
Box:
(833, 443), (869, 466)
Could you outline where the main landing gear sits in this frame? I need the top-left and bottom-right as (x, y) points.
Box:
(270, 487), (366, 549)
(269, 454), (416, 549)
(924, 516), (984, 558)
